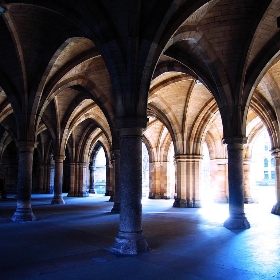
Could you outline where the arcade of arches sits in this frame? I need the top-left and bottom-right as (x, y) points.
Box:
(0, 1), (280, 255)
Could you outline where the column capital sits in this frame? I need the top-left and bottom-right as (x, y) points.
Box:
(214, 158), (228, 165)
(53, 155), (66, 162)
(17, 140), (35, 152)
(271, 147), (280, 158)
(243, 158), (252, 164)
(175, 154), (203, 162)
(112, 149), (120, 159)
(223, 137), (247, 150)
(114, 116), (149, 132)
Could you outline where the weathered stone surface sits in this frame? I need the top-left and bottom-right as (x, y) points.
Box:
(111, 231), (149, 255)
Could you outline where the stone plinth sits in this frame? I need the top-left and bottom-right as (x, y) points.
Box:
(111, 231), (148, 255)
(271, 203), (280, 215)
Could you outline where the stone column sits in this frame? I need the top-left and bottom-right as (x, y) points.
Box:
(38, 164), (45, 193)
(89, 162), (95, 194)
(51, 155), (65, 204)
(111, 125), (148, 255)
(149, 161), (162, 199)
(111, 150), (120, 213)
(67, 163), (76, 197)
(44, 164), (51, 193)
(108, 159), (115, 201)
(78, 162), (88, 197)
(173, 155), (202, 207)
(243, 158), (254, 203)
(12, 143), (36, 222)
(271, 148), (280, 215)
(212, 158), (228, 203)
(187, 155), (203, 207)
(161, 161), (169, 199)
(173, 155), (188, 207)
(223, 138), (250, 229)
(105, 162), (113, 197)
(49, 163), (55, 194)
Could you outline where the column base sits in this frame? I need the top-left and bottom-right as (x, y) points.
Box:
(244, 196), (255, 204)
(149, 193), (171, 199)
(11, 208), (36, 222)
(89, 189), (95, 194)
(271, 203), (280, 215)
(67, 191), (75, 197)
(192, 199), (202, 208)
(78, 191), (89, 197)
(105, 191), (113, 196)
(214, 196), (228, 203)
(111, 202), (120, 213)
(51, 196), (65, 204)
(173, 198), (198, 207)
(149, 193), (162, 199)
(224, 214), (250, 229)
(110, 231), (149, 255)
(173, 198), (187, 207)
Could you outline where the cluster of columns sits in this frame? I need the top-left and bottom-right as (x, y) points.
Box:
(10, 132), (280, 254)
(149, 160), (169, 199)
(68, 162), (89, 197)
(173, 155), (203, 208)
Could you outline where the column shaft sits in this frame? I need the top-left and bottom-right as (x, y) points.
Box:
(51, 156), (65, 204)
(243, 158), (254, 203)
(105, 163), (113, 196)
(212, 159), (228, 203)
(76, 162), (88, 197)
(271, 149), (280, 214)
(12, 145), (36, 222)
(111, 130), (148, 254)
(173, 155), (202, 207)
(224, 141), (250, 229)
(89, 163), (95, 194)
(173, 156), (188, 207)
(111, 150), (120, 213)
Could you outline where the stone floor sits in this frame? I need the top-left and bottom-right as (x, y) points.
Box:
(0, 193), (280, 280)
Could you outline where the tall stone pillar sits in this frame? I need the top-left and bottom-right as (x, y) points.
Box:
(111, 125), (148, 254)
(212, 158), (228, 203)
(108, 159), (115, 201)
(44, 164), (51, 193)
(271, 148), (280, 215)
(105, 162), (113, 197)
(173, 155), (188, 207)
(67, 163), (76, 197)
(187, 155), (203, 207)
(223, 138), (250, 229)
(173, 155), (202, 207)
(76, 162), (88, 197)
(49, 162), (55, 194)
(111, 150), (120, 213)
(243, 158), (254, 203)
(51, 155), (65, 204)
(38, 164), (45, 193)
(12, 142), (36, 222)
(89, 162), (95, 194)
(149, 161), (162, 199)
